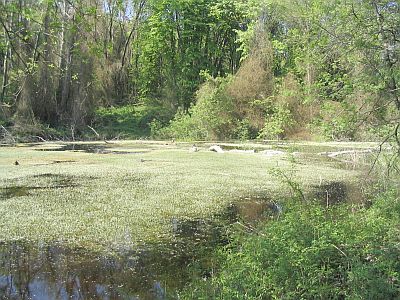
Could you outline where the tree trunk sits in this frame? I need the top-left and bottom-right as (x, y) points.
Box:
(58, 0), (74, 118)
(1, 36), (9, 105)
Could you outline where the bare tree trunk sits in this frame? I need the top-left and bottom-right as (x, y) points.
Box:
(60, 39), (73, 113)
(59, 0), (66, 69)
(1, 35), (9, 105)
(121, 0), (146, 68)
(1, 0), (10, 108)
(58, 0), (74, 118)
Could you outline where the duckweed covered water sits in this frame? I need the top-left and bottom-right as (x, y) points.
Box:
(0, 141), (375, 299)
(35, 143), (149, 155)
(0, 183), (366, 299)
(0, 199), (275, 299)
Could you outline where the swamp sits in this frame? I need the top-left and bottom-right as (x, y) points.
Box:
(0, 140), (385, 299)
(0, 0), (399, 298)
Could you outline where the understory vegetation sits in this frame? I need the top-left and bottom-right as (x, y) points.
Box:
(0, 0), (398, 144)
(182, 186), (400, 299)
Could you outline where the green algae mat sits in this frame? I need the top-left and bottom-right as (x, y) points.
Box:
(0, 140), (372, 251)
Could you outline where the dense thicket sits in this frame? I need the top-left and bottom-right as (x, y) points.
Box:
(182, 189), (400, 299)
(0, 0), (246, 137)
(162, 0), (399, 141)
(0, 0), (399, 142)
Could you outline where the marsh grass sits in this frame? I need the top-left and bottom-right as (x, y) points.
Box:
(0, 141), (366, 252)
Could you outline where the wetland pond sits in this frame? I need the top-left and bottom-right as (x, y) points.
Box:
(0, 199), (274, 300)
(0, 142), (373, 299)
(0, 185), (364, 299)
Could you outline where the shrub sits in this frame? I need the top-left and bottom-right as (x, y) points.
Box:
(182, 189), (400, 299)
(93, 103), (172, 139)
(258, 104), (294, 139)
(156, 108), (208, 141)
(314, 101), (358, 140)
(234, 119), (259, 140)
(160, 77), (236, 141)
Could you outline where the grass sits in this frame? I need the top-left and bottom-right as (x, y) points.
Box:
(0, 140), (366, 252)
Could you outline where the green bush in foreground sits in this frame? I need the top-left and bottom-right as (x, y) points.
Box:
(182, 190), (400, 299)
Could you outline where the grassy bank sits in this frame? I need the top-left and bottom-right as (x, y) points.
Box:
(0, 141), (365, 252)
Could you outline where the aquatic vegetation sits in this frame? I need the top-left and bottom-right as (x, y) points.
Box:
(0, 141), (366, 252)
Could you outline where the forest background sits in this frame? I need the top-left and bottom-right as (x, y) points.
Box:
(0, 0), (399, 144)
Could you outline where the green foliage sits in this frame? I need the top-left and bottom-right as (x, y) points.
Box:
(258, 104), (293, 139)
(182, 189), (400, 299)
(136, 0), (247, 109)
(234, 119), (258, 141)
(156, 108), (208, 141)
(158, 77), (236, 140)
(314, 102), (358, 140)
(94, 104), (172, 139)
(2, 0), (397, 142)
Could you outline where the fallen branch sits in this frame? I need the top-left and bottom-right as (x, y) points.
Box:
(0, 125), (16, 143)
(87, 125), (100, 138)
(33, 135), (47, 142)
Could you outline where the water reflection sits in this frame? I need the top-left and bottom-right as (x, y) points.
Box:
(0, 241), (188, 299)
(313, 181), (365, 206)
(0, 198), (274, 299)
(34, 144), (147, 155)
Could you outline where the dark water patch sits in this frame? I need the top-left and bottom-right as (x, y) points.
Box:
(312, 181), (365, 206)
(0, 238), (214, 299)
(100, 150), (149, 155)
(220, 145), (262, 152)
(51, 160), (77, 164)
(315, 182), (347, 206)
(0, 242), (173, 300)
(1, 175), (81, 200)
(36, 144), (106, 153)
(35, 143), (148, 155)
(31, 174), (79, 189)
(0, 183), (77, 200)
(0, 198), (273, 299)
(0, 143), (41, 148)
(224, 199), (281, 224)
(171, 198), (274, 248)
(0, 186), (39, 199)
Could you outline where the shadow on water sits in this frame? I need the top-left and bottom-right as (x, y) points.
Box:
(35, 144), (148, 155)
(0, 175), (79, 200)
(0, 186), (34, 199)
(312, 181), (366, 206)
(0, 198), (277, 300)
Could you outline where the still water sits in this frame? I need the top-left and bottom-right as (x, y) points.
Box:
(0, 143), (368, 299)
(0, 199), (272, 300)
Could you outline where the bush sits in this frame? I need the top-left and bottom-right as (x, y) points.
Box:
(156, 108), (209, 141)
(182, 189), (400, 299)
(234, 119), (259, 140)
(258, 104), (294, 139)
(93, 103), (172, 139)
(314, 101), (358, 140)
(159, 77), (236, 141)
